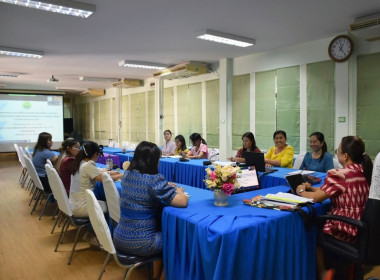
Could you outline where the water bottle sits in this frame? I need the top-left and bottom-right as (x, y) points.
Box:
(106, 155), (113, 171)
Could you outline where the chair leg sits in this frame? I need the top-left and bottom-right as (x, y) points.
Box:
(98, 253), (112, 280)
(124, 263), (140, 280)
(27, 179), (33, 191)
(55, 219), (69, 252)
(67, 224), (87, 265)
(39, 193), (53, 220)
(52, 206), (59, 220)
(29, 187), (38, 206)
(51, 212), (61, 234)
(31, 191), (42, 215)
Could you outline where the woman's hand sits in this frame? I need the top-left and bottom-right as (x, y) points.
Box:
(227, 157), (235, 162)
(175, 187), (185, 194)
(168, 182), (178, 188)
(296, 182), (312, 195)
(265, 163), (274, 167)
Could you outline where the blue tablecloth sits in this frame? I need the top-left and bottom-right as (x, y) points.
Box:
(260, 167), (327, 188)
(102, 147), (134, 155)
(162, 185), (330, 280)
(115, 152), (135, 166)
(176, 159), (210, 189)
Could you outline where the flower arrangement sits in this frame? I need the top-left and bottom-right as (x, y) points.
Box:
(204, 165), (241, 195)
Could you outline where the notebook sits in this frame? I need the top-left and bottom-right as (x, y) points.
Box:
(285, 173), (306, 194)
(233, 168), (261, 194)
(243, 152), (277, 173)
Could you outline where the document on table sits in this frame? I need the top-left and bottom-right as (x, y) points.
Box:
(212, 161), (235, 167)
(261, 192), (314, 205)
(287, 170), (315, 176)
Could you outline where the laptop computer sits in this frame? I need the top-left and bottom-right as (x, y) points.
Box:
(243, 152), (277, 173)
(285, 173), (306, 194)
(233, 168), (261, 194)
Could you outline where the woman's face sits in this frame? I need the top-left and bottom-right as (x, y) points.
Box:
(336, 142), (346, 166)
(309, 136), (323, 152)
(164, 131), (172, 142)
(274, 134), (286, 148)
(67, 143), (80, 157)
(175, 138), (182, 148)
(242, 137), (253, 150)
(192, 139), (201, 147)
(47, 138), (53, 148)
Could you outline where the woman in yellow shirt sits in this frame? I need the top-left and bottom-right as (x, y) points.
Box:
(174, 135), (189, 155)
(265, 130), (294, 168)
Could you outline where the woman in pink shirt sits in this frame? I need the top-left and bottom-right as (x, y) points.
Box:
(183, 133), (209, 159)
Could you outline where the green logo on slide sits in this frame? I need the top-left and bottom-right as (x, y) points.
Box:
(23, 102), (31, 109)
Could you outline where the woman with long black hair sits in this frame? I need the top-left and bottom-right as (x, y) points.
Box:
(69, 141), (122, 217)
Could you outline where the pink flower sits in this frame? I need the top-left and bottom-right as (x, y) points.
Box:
(210, 171), (217, 181)
(222, 182), (235, 196)
(230, 174), (236, 179)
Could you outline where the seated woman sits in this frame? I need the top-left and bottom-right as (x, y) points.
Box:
(161, 129), (176, 156)
(300, 132), (334, 173)
(296, 136), (373, 280)
(113, 141), (188, 279)
(228, 132), (261, 163)
(32, 132), (59, 193)
(183, 133), (209, 159)
(174, 134), (189, 156)
(69, 141), (123, 217)
(55, 138), (80, 196)
(264, 130), (294, 168)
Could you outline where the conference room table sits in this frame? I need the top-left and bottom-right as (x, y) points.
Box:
(96, 153), (121, 168)
(93, 177), (330, 280)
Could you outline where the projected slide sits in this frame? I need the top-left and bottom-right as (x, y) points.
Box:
(0, 94), (64, 150)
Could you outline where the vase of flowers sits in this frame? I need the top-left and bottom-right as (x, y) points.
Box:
(205, 165), (240, 206)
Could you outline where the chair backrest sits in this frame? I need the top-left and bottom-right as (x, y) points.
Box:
(333, 158), (342, 169)
(293, 153), (306, 169)
(46, 159), (54, 168)
(128, 143), (136, 151)
(209, 148), (220, 161)
(45, 164), (73, 217)
(17, 146), (27, 168)
(14, 143), (22, 163)
(122, 141), (129, 149)
(23, 154), (44, 191)
(362, 152), (380, 264)
(24, 147), (33, 160)
(102, 172), (121, 223)
(113, 142), (120, 148)
(85, 189), (116, 254)
(108, 141), (115, 148)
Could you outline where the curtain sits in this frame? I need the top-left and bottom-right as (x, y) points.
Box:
(206, 79), (220, 148)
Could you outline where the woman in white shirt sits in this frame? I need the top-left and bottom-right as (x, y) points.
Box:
(69, 141), (123, 217)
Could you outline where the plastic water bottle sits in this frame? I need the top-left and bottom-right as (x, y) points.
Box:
(106, 155), (113, 171)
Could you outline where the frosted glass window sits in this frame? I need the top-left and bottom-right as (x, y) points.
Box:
(206, 79), (220, 148)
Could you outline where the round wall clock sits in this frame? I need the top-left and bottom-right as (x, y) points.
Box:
(328, 35), (354, 62)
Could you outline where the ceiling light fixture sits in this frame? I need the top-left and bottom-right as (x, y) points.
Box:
(119, 60), (167, 70)
(197, 29), (255, 47)
(0, 46), (43, 58)
(79, 76), (120, 83)
(0, 72), (23, 77)
(0, 0), (96, 18)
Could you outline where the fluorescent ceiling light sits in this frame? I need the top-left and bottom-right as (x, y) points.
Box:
(119, 60), (167, 70)
(197, 29), (255, 47)
(0, 72), (23, 77)
(79, 76), (120, 83)
(0, 0), (95, 18)
(0, 46), (43, 58)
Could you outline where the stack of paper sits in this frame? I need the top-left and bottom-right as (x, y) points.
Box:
(287, 170), (315, 176)
(260, 192), (314, 206)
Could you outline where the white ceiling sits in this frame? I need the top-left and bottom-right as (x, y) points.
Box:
(0, 0), (379, 93)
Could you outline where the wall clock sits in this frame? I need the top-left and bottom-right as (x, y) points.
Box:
(328, 35), (354, 62)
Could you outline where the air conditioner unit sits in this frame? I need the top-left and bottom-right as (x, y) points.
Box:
(350, 12), (380, 42)
(80, 89), (105, 97)
(153, 61), (208, 80)
(112, 79), (143, 88)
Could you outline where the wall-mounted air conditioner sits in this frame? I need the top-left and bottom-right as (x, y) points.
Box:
(153, 61), (208, 80)
(80, 89), (105, 97)
(112, 79), (143, 88)
(350, 12), (380, 42)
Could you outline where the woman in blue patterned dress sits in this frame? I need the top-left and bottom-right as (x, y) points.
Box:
(113, 141), (188, 278)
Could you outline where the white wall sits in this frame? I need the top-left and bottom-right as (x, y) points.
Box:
(74, 34), (380, 159)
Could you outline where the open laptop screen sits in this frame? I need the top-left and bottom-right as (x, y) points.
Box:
(233, 168), (261, 194)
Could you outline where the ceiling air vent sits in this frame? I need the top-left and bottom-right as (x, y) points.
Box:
(350, 13), (380, 42)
